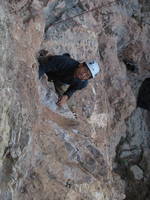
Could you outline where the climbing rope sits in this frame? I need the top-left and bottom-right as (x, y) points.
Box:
(45, 1), (116, 31)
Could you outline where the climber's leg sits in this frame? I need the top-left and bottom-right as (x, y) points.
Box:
(53, 80), (69, 97)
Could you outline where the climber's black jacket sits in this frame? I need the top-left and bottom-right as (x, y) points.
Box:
(38, 54), (88, 98)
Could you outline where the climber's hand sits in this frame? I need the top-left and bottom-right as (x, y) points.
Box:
(56, 95), (69, 107)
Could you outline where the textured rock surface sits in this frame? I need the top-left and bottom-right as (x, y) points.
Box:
(0, 0), (150, 200)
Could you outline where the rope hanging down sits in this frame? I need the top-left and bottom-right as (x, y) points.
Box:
(45, 1), (115, 30)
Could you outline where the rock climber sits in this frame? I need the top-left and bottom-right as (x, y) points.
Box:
(38, 50), (100, 107)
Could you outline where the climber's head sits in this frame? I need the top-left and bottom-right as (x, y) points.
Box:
(74, 60), (100, 80)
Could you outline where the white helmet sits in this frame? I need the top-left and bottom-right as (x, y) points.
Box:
(85, 60), (100, 78)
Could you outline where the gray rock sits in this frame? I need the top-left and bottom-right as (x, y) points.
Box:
(130, 165), (144, 180)
(0, 0), (150, 200)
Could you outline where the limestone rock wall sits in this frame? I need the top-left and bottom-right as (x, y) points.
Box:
(0, 0), (150, 200)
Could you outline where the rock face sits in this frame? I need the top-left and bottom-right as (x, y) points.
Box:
(0, 0), (150, 200)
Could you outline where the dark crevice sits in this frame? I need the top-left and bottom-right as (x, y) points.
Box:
(137, 78), (150, 110)
(123, 59), (138, 73)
